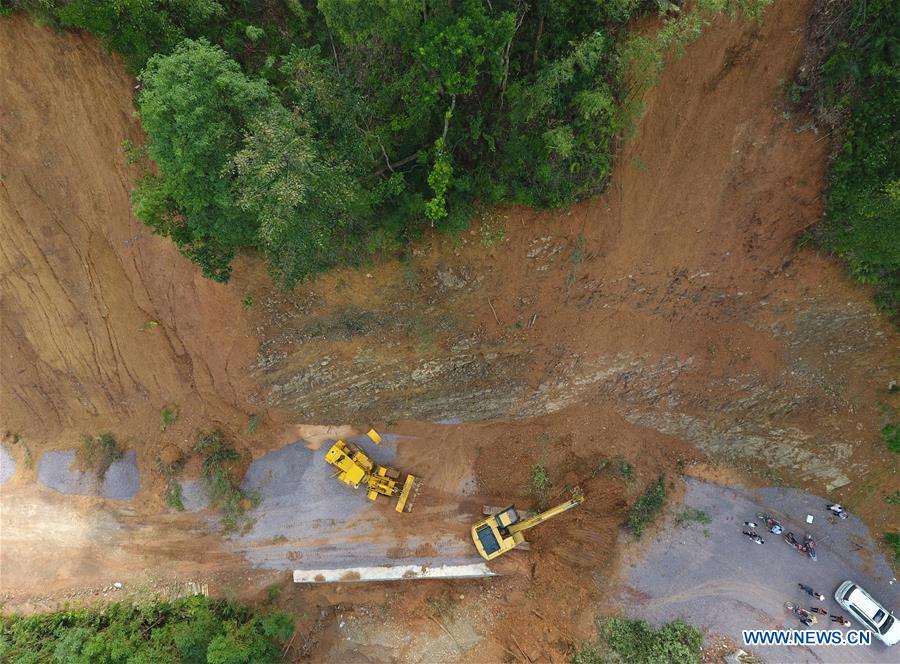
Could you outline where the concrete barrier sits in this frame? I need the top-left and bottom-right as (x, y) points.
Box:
(293, 563), (496, 583)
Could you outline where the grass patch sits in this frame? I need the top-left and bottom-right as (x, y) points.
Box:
(4, 433), (34, 470)
(157, 453), (186, 511)
(886, 532), (900, 565)
(615, 459), (635, 483)
(628, 474), (667, 539)
(247, 413), (261, 434)
(573, 616), (702, 664)
(886, 491), (900, 505)
(882, 423), (900, 454)
(78, 433), (123, 480)
(195, 430), (257, 533)
(675, 507), (712, 526)
(528, 463), (551, 510)
(160, 407), (178, 432)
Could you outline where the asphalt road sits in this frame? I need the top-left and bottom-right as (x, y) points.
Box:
(620, 478), (898, 663)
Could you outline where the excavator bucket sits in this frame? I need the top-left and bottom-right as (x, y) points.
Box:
(395, 474), (420, 513)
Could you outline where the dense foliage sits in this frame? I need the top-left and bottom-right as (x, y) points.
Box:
(814, 0), (899, 320)
(0, 595), (293, 663)
(6, 0), (770, 286)
(572, 616), (702, 664)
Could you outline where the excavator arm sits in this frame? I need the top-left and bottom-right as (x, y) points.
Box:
(507, 495), (584, 534)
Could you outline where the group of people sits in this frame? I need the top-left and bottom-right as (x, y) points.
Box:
(741, 503), (849, 545)
(797, 584), (852, 627)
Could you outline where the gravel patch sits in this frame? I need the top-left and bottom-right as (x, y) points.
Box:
(100, 450), (140, 500)
(179, 479), (209, 512)
(38, 450), (98, 495)
(37, 449), (140, 500)
(0, 444), (15, 485)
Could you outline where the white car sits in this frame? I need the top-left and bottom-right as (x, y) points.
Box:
(835, 580), (900, 646)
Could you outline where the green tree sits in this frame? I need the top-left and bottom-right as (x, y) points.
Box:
(55, 0), (225, 72)
(133, 38), (272, 281)
(232, 104), (366, 287)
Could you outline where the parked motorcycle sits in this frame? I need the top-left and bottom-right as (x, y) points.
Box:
(784, 531), (805, 554)
(803, 533), (817, 561)
(756, 512), (784, 535)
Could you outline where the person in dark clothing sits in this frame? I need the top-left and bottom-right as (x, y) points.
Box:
(830, 615), (852, 627)
(798, 583), (825, 601)
(809, 607), (828, 615)
(743, 530), (764, 544)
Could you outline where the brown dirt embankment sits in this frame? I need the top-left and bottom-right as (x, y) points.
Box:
(0, 14), (258, 463)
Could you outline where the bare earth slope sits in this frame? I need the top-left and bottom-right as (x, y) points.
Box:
(1, 14), (256, 450)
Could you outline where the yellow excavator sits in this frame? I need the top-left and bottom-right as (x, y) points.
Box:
(324, 430), (420, 513)
(471, 494), (584, 560)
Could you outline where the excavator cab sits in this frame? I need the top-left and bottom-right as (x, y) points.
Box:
(472, 495), (583, 561)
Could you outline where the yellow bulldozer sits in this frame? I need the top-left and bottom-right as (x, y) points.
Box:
(324, 430), (420, 513)
(471, 494), (584, 560)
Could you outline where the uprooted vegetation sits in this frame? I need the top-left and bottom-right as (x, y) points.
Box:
(195, 430), (257, 532)
(0, 595), (293, 663)
(627, 474), (668, 538)
(77, 433), (123, 480)
(9, 0), (772, 287)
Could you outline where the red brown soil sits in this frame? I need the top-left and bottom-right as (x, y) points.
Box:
(1, 1), (898, 662)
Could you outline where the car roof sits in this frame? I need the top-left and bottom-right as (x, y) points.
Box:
(848, 588), (884, 621)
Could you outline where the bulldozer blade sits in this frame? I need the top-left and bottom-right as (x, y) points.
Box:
(367, 429), (382, 444)
(395, 475), (420, 513)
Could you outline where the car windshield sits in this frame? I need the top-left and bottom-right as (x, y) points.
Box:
(878, 614), (893, 634)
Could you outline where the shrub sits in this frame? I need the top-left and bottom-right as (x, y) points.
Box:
(628, 474), (667, 538)
(882, 423), (900, 454)
(573, 616), (702, 664)
(886, 532), (900, 565)
(528, 463), (551, 509)
(0, 595), (293, 663)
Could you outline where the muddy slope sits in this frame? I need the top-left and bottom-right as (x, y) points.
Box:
(1, 15), (256, 451)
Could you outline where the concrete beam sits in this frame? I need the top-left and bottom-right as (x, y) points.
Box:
(293, 563), (497, 583)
